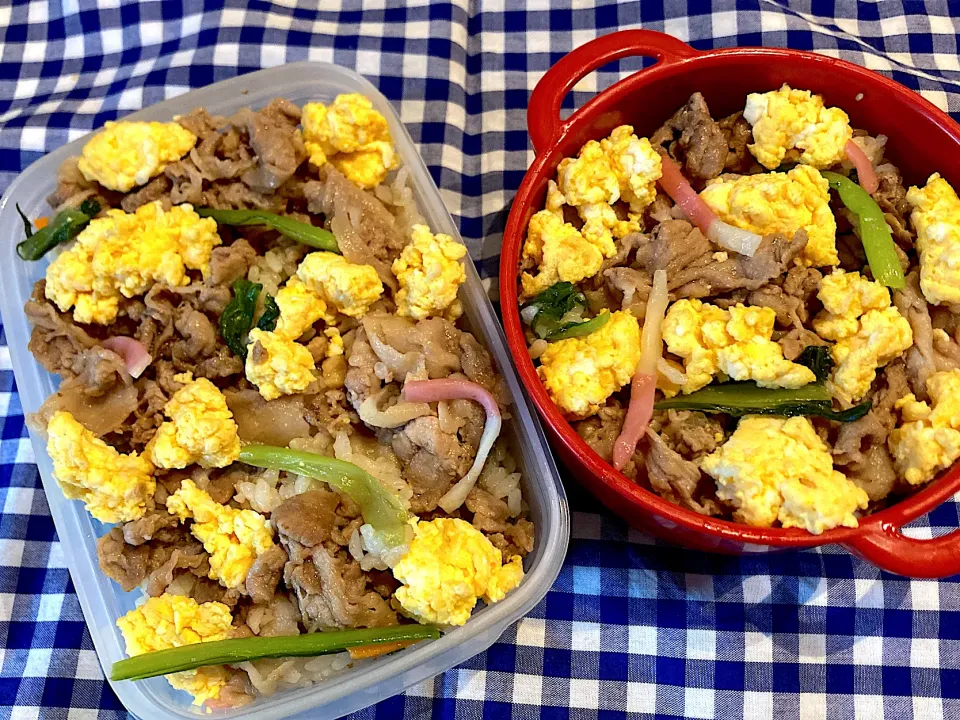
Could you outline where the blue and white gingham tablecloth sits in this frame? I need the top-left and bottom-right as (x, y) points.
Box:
(2, 1), (960, 718)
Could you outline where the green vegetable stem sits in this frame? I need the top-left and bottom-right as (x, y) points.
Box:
(111, 624), (440, 681)
(654, 382), (871, 422)
(545, 310), (611, 341)
(521, 282), (587, 339)
(239, 445), (410, 549)
(821, 171), (905, 290)
(16, 199), (101, 261)
(196, 208), (339, 253)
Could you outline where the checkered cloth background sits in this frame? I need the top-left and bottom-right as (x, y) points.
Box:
(2, 0), (960, 717)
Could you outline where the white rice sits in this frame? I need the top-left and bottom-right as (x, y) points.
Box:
(237, 653), (355, 696)
(478, 440), (524, 518)
(373, 166), (425, 237)
(247, 240), (307, 296)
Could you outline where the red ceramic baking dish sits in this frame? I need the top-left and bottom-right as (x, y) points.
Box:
(500, 29), (960, 578)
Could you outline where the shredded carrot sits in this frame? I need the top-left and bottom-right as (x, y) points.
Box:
(34, 216), (49, 230)
(347, 639), (416, 660)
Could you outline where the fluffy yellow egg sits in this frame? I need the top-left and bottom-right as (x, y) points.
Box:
(392, 224), (467, 321)
(297, 251), (384, 318)
(538, 310), (641, 419)
(905, 173), (960, 306)
(889, 370), (960, 485)
(813, 270), (913, 405)
(274, 276), (331, 340)
(700, 165), (837, 267)
(700, 416), (868, 534)
(46, 410), (155, 524)
(45, 202), (221, 324)
(166, 479), (274, 589)
(148, 374), (241, 470)
(116, 594), (232, 705)
(301, 94), (399, 189)
(600, 125), (662, 213)
(661, 299), (815, 395)
(519, 210), (605, 300)
(743, 84), (852, 170)
(77, 120), (197, 192)
(392, 518), (524, 626)
(245, 328), (316, 401)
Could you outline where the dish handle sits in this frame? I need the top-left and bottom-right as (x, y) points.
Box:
(527, 29), (698, 155)
(846, 521), (960, 578)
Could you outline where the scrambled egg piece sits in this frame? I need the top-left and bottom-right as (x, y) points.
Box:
(813, 270), (913, 405)
(274, 276), (331, 340)
(46, 410), (155, 524)
(297, 251), (384, 318)
(148, 374), (241, 469)
(77, 120), (197, 192)
(905, 173), (960, 306)
(392, 224), (467, 321)
(301, 94), (399, 189)
(45, 202), (221, 324)
(700, 165), (837, 267)
(538, 310), (641, 419)
(167, 479), (274, 589)
(519, 210), (604, 300)
(889, 370), (960, 485)
(245, 328), (316, 401)
(743, 84), (853, 170)
(700, 416), (869, 534)
(117, 594), (232, 705)
(600, 125), (662, 213)
(392, 518), (524, 626)
(324, 327), (344, 357)
(661, 300), (815, 395)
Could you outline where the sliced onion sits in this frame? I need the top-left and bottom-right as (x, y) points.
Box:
(657, 154), (760, 257)
(402, 378), (502, 513)
(102, 336), (152, 378)
(707, 220), (762, 257)
(612, 269), (668, 471)
(844, 139), (879, 194)
(358, 388), (432, 429)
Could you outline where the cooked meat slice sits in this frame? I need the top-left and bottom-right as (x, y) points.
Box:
(120, 174), (172, 212)
(121, 510), (181, 545)
(488, 518), (536, 559)
(671, 231), (808, 298)
(894, 271), (960, 397)
(656, 410), (723, 459)
(207, 240), (257, 287)
(304, 166), (409, 289)
(873, 163), (913, 249)
(272, 490), (341, 547)
(779, 327), (828, 361)
(459, 332), (503, 397)
(232, 98), (306, 192)
(833, 361), (909, 467)
(97, 528), (149, 592)
(224, 390), (312, 446)
(245, 545), (288, 604)
(575, 402), (626, 462)
(344, 327), (382, 411)
(844, 443), (897, 503)
(25, 291), (97, 379)
(195, 347), (245, 379)
(644, 430), (719, 516)
(465, 487), (511, 533)
(172, 306), (217, 362)
(637, 219), (714, 276)
(650, 92), (727, 181)
(144, 545), (209, 597)
(176, 107), (223, 137)
(391, 416), (468, 513)
(360, 314), (462, 384)
(782, 266), (822, 319)
(746, 285), (804, 328)
(719, 111), (754, 173)
(46, 156), (116, 212)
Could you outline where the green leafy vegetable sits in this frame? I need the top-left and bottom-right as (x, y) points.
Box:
(239, 445), (410, 550)
(795, 345), (834, 383)
(654, 382), (871, 422)
(545, 310), (611, 341)
(522, 282), (587, 339)
(821, 171), (904, 290)
(196, 208), (339, 253)
(219, 278), (263, 359)
(256, 294), (280, 332)
(111, 624), (440, 682)
(16, 200), (100, 261)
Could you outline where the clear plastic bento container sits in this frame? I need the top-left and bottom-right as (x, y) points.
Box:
(0, 62), (569, 719)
